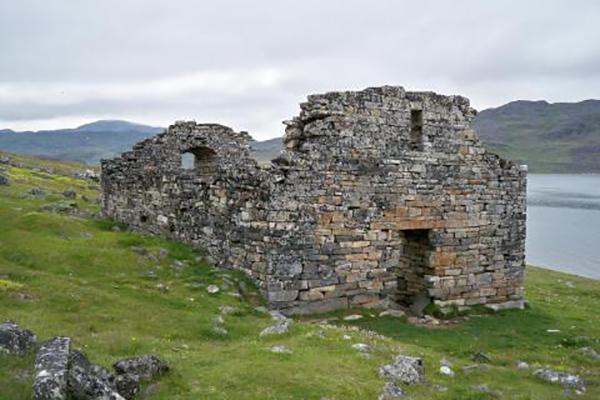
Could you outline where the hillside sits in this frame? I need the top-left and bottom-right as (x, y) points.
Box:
(473, 100), (600, 173)
(2, 99), (600, 172)
(0, 121), (162, 165)
(1, 152), (599, 399)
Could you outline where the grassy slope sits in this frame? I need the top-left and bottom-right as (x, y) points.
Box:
(0, 154), (599, 399)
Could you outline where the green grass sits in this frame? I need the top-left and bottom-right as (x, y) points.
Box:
(1, 156), (599, 399)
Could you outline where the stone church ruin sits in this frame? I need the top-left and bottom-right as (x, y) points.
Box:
(101, 86), (527, 315)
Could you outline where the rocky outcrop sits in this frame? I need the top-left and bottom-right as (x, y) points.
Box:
(113, 355), (169, 381)
(1, 322), (168, 400)
(33, 337), (71, 400)
(0, 321), (37, 356)
(379, 355), (424, 385)
(68, 350), (128, 400)
(102, 86), (527, 315)
(534, 368), (586, 393)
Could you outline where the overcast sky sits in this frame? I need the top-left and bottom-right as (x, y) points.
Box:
(1, 0), (599, 139)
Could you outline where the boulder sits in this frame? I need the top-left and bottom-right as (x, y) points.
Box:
(29, 187), (45, 197)
(268, 345), (292, 354)
(206, 284), (220, 294)
(378, 382), (405, 399)
(0, 175), (9, 186)
(578, 346), (600, 361)
(67, 350), (126, 400)
(114, 374), (141, 400)
(0, 321), (37, 356)
(268, 310), (287, 322)
(260, 319), (291, 336)
(113, 355), (169, 380)
(379, 355), (424, 384)
(534, 368), (586, 392)
(62, 190), (77, 199)
(351, 343), (371, 353)
(379, 309), (406, 318)
(33, 336), (71, 400)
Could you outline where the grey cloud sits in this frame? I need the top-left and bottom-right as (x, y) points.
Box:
(0, 0), (599, 138)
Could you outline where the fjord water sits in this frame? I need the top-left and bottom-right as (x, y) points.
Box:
(527, 174), (600, 279)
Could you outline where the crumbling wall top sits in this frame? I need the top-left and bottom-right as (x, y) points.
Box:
(280, 86), (479, 163)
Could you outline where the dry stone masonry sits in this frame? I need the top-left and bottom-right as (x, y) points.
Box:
(101, 86), (527, 315)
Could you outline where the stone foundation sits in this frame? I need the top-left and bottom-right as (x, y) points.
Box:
(101, 86), (527, 315)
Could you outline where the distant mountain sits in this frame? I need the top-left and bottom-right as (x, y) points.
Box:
(473, 100), (600, 173)
(0, 120), (163, 164)
(250, 137), (282, 164)
(2, 100), (600, 172)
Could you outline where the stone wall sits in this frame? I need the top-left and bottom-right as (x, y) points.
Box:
(101, 86), (527, 315)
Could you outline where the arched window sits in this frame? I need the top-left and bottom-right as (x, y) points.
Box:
(181, 146), (217, 176)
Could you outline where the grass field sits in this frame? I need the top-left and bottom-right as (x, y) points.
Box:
(1, 153), (598, 399)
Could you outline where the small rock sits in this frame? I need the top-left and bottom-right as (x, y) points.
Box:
(111, 225), (121, 232)
(268, 310), (288, 322)
(158, 248), (169, 259)
(62, 189), (77, 199)
(40, 201), (79, 214)
(206, 285), (220, 294)
(171, 260), (186, 270)
(439, 365), (454, 377)
(219, 305), (236, 315)
(379, 355), (424, 384)
(12, 291), (35, 301)
(0, 175), (9, 186)
(33, 336), (71, 400)
(379, 309), (406, 318)
(0, 321), (37, 356)
(471, 384), (489, 393)
(314, 329), (326, 338)
(29, 187), (45, 197)
(378, 382), (405, 399)
(470, 351), (492, 363)
(213, 315), (225, 325)
(352, 343), (371, 353)
(517, 361), (530, 370)
(130, 246), (148, 256)
(254, 306), (269, 314)
(578, 346), (600, 361)
(343, 314), (363, 321)
(142, 270), (158, 279)
(462, 364), (490, 373)
(113, 355), (169, 380)
(409, 292), (431, 316)
(440, 358), (452, 367)
(238, 280), (249, 296)
(433, 384), (448, 392)
(155, 283), (169, 293)
(564, 281), (575, 288)
(212, 326), (228, 336)
(534, 368), (585, 392)
(268, 345), (292, 354)
(342, 335), (352, 340)
(260, 320), (292, 336)
(546, 329), (561, 333)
